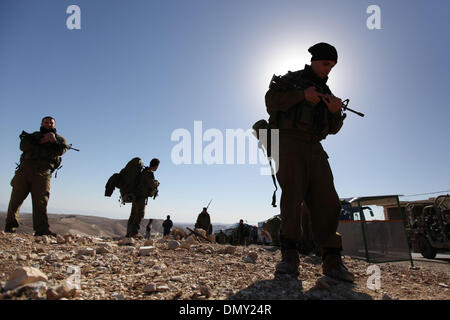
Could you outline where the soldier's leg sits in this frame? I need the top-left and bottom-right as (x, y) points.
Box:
(305, 145), (353, 282)
(30, 170), (51, 234)
(5, 168), (31, 231)
(126, 198), (146, 237)
(275, 138), (309, 274)
(305, 146), (341, 249)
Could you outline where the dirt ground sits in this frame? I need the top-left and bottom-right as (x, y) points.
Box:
(0, 231), (449, 300)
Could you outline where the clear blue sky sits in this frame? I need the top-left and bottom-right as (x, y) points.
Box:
(1, 0), (449, 225)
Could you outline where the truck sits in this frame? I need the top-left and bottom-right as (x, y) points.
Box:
(405, 194), (450, 259)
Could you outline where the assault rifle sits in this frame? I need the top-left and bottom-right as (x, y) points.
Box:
(270, 74), (365, 117)
(20, 130), (80, 151)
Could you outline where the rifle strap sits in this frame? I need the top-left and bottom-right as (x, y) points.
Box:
(270, 159), (278, 207)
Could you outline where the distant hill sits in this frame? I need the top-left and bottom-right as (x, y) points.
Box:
(0, 212), (232, 238)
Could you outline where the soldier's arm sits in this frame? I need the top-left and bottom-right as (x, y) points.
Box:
(19, 132), (40, 151)
(324, 88), (346, 135)
(328, 110), (346, 135)
(53, 135), (68, 156)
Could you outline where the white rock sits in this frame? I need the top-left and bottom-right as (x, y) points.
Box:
(167, 240), (180, 250)
(5, 267), (48, 291)
(138, 246), (156, 256)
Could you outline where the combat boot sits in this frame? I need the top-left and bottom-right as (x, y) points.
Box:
(4, 227), (17, 233)
(322, 253), (354, 283)
(275, 249), (300, 276)
(34, 230), (57, 237)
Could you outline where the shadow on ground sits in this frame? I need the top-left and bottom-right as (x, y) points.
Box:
(228, 274), (373, 300)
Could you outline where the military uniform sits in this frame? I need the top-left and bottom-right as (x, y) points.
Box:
(236, 222), (250, 245)
(265, 63), (353, 281)
(162, 217), (173, 236)
(126, 198), (147, 237)
(195, 211), (212, 235)
(126, 162), (157, 237)
(5, 130), (67, 235)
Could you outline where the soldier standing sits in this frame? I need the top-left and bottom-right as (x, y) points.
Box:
(195, 207), (212, 235)
(126, 158), (160, 238)
(265, 42), (354, 282)
(145, 218), (153, 240)
(162, 215), (173, 236)
(4, 116), (68, 236)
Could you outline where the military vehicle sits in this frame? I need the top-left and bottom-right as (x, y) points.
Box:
(405, 194), (450, 259)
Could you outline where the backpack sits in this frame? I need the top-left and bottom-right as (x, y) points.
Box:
(105, 157), (159, 203)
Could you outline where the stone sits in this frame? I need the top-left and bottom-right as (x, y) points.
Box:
(56, 235), (66, 244)
(5, 267), (48, 291)
(156, 238), (167, 245)
(170, 276), (183, 282)
(143, 240), (153, 246)
(77, 248), (96, 257)
(95, 246), (110, 254)
(185, 235), (197, 244)
(10, 281), (48, 300)
(112, 292), (125, 300)
(118, 237), (135, 246)
(223, 246), (236, 254)
(143, 283), (157, 293)
(243, 251), (257, 263)
(194, 228), (207, 239)
(167, 240), (180, 250)
(200, 284), (212, 298)
(208, 235), (216, 243)
(179, 241), (191, 249)
(54, 275), (80, 299)
(138, 246), (156, 256)
(157, 285), (170, 292)
(17, 254), (27, 261)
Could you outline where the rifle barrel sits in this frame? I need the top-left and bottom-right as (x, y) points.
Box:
(344, 106), (365, 117)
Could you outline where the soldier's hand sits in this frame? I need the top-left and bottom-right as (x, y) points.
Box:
(47, 133), (57, 143)
(304, 86), (326, 105)
(322, 95), (342, 114)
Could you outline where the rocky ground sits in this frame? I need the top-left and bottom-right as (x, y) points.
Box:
(0, 230), (449, 300)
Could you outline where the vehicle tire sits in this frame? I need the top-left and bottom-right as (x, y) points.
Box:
(417, 236), (437, 259)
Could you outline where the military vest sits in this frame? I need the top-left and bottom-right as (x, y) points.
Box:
(268, 67), (337, 139)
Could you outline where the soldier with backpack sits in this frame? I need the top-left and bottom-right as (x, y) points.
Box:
(105, 157), (160, 238)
